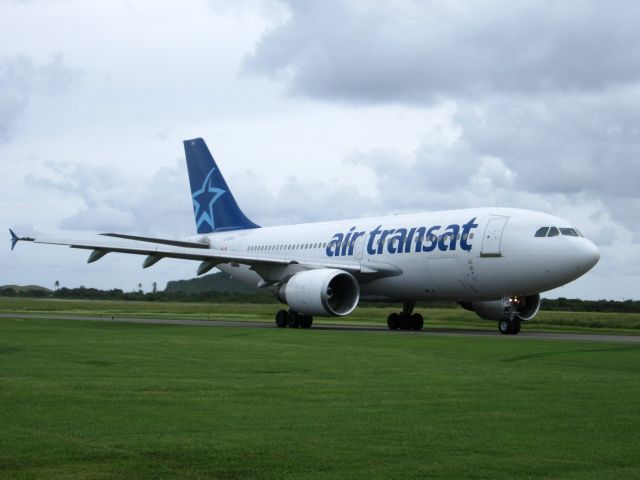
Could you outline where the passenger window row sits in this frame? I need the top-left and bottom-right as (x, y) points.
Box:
(248, 242), (328, 252)
(247, 231), (477, 253)
(534, 227), (582, 238)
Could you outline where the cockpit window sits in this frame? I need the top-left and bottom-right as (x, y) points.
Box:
(535, 226), (584, 238)
(560, 228), (579, 237)
(535, 227), (549, 237)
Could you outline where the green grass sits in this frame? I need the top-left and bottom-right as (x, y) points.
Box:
(1, 297), (639, 334)
(1, 317), (639, 479)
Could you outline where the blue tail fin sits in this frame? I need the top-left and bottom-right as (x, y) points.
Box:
(184, 138), (260, 234)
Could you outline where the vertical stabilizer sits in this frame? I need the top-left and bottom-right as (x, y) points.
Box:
(184, 138), (260, 234)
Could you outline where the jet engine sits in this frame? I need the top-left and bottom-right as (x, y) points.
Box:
(461, 294), (541, 322)
(277, 268), (360, 316)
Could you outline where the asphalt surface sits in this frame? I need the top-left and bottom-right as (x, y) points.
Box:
(1, 312), (639, 343)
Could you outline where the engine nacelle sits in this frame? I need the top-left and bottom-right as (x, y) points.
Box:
(278, 268), (360, 317)
(462, 294), (541, 322)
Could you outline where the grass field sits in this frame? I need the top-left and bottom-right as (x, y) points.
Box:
(2, 297), (640, 333)
(1, 315), (639, 479)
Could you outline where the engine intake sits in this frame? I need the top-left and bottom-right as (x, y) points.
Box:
(279, 269), (360, 317)
(461, 294), (541, 322)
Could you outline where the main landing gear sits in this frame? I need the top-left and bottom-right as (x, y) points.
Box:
(275, 309), (313, 329)
(498, 318), (521, 335)
(387, 301), (424, 331)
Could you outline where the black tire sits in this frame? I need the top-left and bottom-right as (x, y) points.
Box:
(512, 319), (521, 334)
(411, 313), (424, 330)
(387, 313), (400, 330)
(300, 315), (313, 329)
(275, 309), (289, 328)
(398, 312), (412, 330)
(288, 311), (300, 328)
(498, 319), (512, 335)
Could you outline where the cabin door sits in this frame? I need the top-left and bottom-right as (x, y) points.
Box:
(481, 217), (508, 257)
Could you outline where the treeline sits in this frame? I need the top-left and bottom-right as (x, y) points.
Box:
(540, 297), (640, 314)
(0, 286), (277, 303)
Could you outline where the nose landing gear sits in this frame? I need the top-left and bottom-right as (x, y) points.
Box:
(498, 318), (521, 335)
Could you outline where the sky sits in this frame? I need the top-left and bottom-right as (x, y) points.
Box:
(1, 0), (639, 300)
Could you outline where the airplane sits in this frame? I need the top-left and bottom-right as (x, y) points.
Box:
(10, 138), (600, 335)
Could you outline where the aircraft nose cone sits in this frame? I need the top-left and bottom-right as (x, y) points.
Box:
(576, 239), (600, 273)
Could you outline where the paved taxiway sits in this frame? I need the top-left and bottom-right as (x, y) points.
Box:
(1, 313), (639, 343)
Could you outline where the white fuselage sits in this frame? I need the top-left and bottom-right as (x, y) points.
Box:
(192, 207), (600, 302)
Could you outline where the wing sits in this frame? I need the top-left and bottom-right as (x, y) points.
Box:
(9, 230), (401, 285)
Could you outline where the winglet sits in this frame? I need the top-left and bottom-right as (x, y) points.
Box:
(9, 229), (19, 251)
(9, 229), (35, 250)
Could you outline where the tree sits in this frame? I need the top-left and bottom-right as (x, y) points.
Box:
(54, 280), (60, 291)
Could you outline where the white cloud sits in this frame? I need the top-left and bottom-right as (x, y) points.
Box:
(25, 161), (194, 236)
(246, 0), (640, 102)
(0, 54), (76, 141)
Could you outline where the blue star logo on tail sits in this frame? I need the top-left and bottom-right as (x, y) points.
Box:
(192, 167), (226, 231)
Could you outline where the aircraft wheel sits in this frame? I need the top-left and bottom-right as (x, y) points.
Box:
(288, 311), (301, 328)
(512, 319), (521, 334)
(300, 315), (313, 329)
(498, 319), (513, 335)
(387, 313), (399, 330)
(275, 309), (289, 328)
(398, 312), (412, 330)
(411, 313), (424, 330)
